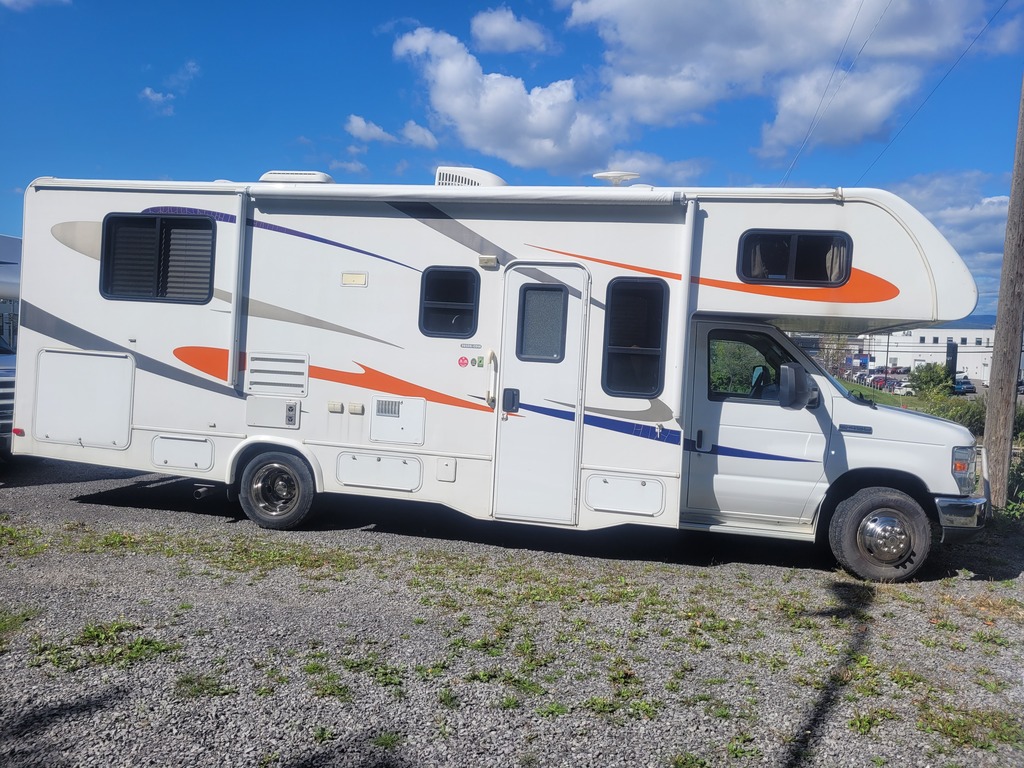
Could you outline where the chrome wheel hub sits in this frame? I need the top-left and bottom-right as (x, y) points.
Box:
(250, 464), (297, 516)
(857, 513), (911, 564)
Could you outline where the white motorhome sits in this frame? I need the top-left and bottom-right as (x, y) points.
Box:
(13, 168), (988, 581)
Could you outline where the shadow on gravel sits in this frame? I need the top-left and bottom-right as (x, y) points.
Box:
(12, 456), (1021, 583)
(0, 689), (123, 768)
(283, 739), (416, 768)
(779, 581), (875, 767)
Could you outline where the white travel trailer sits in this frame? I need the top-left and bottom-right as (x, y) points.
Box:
(13, 168), (988, 581)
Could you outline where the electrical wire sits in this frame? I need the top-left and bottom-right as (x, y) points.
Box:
(855, 0), (1012, 185)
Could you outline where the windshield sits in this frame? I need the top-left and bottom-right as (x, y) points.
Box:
(0, 337), (13, 355)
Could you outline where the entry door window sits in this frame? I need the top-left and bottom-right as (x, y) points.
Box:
(517, 285), (568, 362)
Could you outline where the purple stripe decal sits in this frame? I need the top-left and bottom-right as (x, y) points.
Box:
(142, 207), (419, 272)
(682, 439), (816, 463)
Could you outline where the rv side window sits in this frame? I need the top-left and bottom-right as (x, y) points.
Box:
(707, 329), (794, 402)
(420, 267), (479, 338)
(517, 284), (568, 363)
(602, 278), (667, 397)
(101, 214), (215, 303)
(738, 230), (851, 286)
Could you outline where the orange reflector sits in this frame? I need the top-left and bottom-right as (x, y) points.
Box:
(953, 461), (969, 473)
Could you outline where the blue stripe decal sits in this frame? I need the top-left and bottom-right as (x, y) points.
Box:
(141, 207), (419, 272)
(519, 402), (682, 444)
(584, 413), (681, 444)
(520, 402), (575, 421)
(682, 438), (816, 463)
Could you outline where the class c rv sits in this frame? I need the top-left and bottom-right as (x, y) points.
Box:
(13, 167), (988, 582)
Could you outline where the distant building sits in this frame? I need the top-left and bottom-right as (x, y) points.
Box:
(855, 316), (1023, 384)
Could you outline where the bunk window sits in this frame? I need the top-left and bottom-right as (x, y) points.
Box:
(101, 214), (215, 303)
(602, 278), (668, 397)
(419, 267), (479, 338)
(738, 230), (851, 286)
(517, 284), (568, 363)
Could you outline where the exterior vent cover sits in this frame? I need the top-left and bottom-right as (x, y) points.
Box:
(245, 352), (309, 396)
(376, 399), (402, 417)
(434, 166), (508, 187)
(258, 170), (335, 184)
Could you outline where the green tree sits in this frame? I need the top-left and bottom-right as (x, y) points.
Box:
(908, 363), (951, 395)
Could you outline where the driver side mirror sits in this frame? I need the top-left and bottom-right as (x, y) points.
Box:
(778, 362), (813, 410)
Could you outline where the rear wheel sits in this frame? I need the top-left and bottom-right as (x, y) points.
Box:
(238, 451), (315, 530)
(828, 487), (932, 582)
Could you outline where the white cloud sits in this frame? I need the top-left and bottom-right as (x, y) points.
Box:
(471, 7), (549, 53)
(166, 60), (200, 93)
(345, 115), (397, 143)
(390, 2), (1018, 178)
(395, 27), (613, 171)
(329, 158), (369, 175)
(139, 87), (175, 117)
(0, 0), (69, 9)
(140, 60), (200, 117)
(893, 171), (1009, 313)
(564, 0), (999, 157)
(401, 120), (437, 150)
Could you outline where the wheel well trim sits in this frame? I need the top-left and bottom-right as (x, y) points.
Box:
(227, 438), (324, 493)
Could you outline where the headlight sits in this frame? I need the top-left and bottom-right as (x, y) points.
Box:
(952, 446), (977, 495)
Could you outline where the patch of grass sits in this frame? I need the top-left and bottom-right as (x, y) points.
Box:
(312, 726), (335, 744)
(917, 703), (1024, 748)
(971, 630), (1010, 648)
(670, 755), (710, 768)
(0, 607), (39, 652)
(582, 696), (618, 715)
(30, 619), (179, 671)
(849, 708), (898, 735)
(0, 524), (49, 556)
(726, 733), (760, 758)
(498, 695), (521, 709)
(371, 731), (403, 750)
(536, 701), (569, 717)
(438, 687), (459, 708)
(174, 671), (237, 698)
(341, 652), (405, 691)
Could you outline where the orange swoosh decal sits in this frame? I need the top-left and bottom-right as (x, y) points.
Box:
(310, 363), (493, 412)
(175, 347), (492, 412)
(693, 268), (899, 303)
(174, 346), (232, 380)
(526, 244), (682, 281)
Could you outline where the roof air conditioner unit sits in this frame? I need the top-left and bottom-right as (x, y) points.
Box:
(434, 167), (507, 187)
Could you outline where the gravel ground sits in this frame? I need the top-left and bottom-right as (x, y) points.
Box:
(0, 457), (1022, 768)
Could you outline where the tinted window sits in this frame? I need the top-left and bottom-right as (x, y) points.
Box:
(602, 278), (667, 397)
(420, 267), (479, 338)
(101, 215), (215, 303)
(738, 230), (850, 286)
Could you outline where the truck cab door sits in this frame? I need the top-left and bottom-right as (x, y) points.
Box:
(684, 321), (830, 524)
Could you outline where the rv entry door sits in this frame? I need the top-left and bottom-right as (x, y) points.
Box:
(493, 265), (589, 524)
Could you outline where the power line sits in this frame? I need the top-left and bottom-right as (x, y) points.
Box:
(855, 0), (1012, 185)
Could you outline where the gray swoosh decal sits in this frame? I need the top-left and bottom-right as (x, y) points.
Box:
(51, 222), (403, 350)
(20, 302), (242, 399)
(549, 398), (675, 423)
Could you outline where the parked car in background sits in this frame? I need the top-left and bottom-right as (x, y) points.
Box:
(953, 380), (977, 395)
(894, 381), (916, 396)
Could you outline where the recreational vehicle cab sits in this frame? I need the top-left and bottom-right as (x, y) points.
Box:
(13, 169), (988, 581)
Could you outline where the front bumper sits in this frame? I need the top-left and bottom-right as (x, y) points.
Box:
(936, 444), (989, 543)
(936, 495), (989, 542)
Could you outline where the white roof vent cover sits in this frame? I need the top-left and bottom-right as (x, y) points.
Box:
(259, 170), (335, 184)
(434, 166), (507, 187)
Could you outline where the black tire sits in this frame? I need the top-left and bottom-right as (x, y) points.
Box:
(238, 451), (315, 530)
(828, 487), (932, 582)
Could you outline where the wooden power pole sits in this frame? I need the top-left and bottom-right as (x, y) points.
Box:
(987, 76), (1024, 510)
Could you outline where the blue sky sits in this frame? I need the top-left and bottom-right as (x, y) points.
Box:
(1, 0), (1020, 313)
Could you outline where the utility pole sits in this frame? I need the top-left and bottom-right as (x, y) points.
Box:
(987, 76), (1024, 509)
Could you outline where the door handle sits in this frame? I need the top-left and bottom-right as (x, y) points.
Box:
(485, 349), (498, 407)
(502, 388), (520, 413)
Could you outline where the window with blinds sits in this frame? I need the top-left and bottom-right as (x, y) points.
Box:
(101, 214), (215, 302)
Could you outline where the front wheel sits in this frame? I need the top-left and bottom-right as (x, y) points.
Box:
(238, 451), (315, 530)
(828, 487), (932, 582)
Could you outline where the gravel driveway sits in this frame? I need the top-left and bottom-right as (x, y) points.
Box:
(1, 457), (1022, 767)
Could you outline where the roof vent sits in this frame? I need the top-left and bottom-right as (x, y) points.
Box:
(259, 170), (335, 184)
(435, 166), (507, 187)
